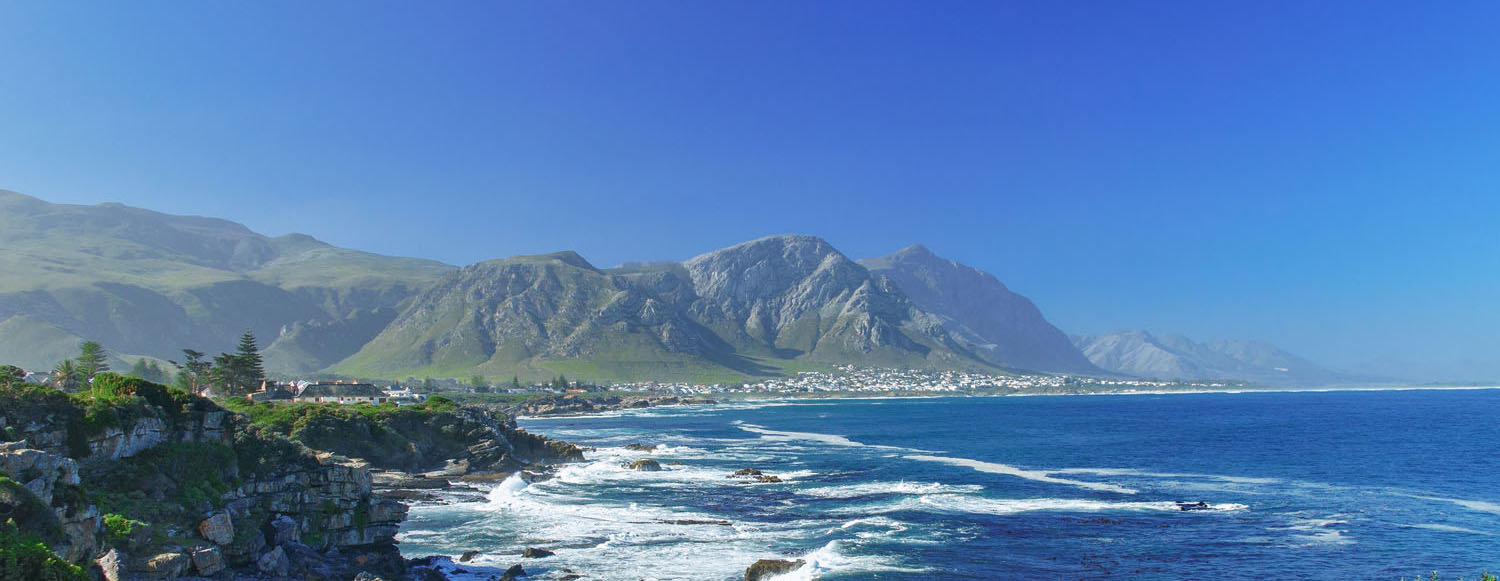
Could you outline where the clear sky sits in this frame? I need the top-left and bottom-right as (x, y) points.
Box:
(2, 1), (1497, 379)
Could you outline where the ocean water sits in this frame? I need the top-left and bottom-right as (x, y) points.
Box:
(398, 389), (1500, 579)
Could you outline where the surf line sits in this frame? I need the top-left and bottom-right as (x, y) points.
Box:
(904, 455), (1138, 494)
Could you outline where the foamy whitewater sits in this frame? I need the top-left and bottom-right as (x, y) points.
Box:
(399, 389), (1500, 579)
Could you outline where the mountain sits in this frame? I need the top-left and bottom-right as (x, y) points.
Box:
(1072, 330), (1354, 385)
(860, 245), (1103, 374)
(0, 190), (455, 373)
(337, 235), (992, 382)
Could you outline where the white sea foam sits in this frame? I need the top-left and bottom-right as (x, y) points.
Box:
(1406, 523), (1496, 536)
(800, 481), (984, 499)
(1051, 467), (1283, 486)
(904, 455), (1138, 494)
(1282, 517), (1354, 546)
(1408, 494), (1500, 516)
(835, 493), (1246, 517)
(733, 422), (938, 453)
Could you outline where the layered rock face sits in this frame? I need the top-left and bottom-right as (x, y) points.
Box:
(860, 245), (1102, 374)
(0, 377), (410, 579)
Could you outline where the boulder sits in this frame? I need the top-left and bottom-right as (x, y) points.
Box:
(500, 564), (527, 580)
(258, 546), (290, 577)
(521, 547), (554, 558)
(622, 443), (656, 452)
(754, 475), (783, 483)
(190, 546), (225, 576)
(199, 510), (234, 545)
(267, 514), (299, 546)
(459, 550), (480, 563)
(139, 552), (191, 579)
(731, 468), (763, 477)
(626, 459), (662, 472)
(745, 559), (804, 580)
(95, 549), (126, 581)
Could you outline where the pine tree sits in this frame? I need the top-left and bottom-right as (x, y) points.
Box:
(234, 331), (266, 388)
(75, 341), (109, 381)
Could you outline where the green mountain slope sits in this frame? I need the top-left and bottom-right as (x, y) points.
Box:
(337, 236), (996, 382)
(0, 190), (454, 373)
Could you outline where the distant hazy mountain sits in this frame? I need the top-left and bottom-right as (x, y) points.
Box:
(860, 245), (1102, 374)
(1072, 330), (1355, 385)
(0, 190), (454, 373)
(337, 235), (989, 382)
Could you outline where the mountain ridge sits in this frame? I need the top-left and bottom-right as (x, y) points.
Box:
(1072, 329), (1361, 386)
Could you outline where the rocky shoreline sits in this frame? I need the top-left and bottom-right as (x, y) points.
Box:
(0, 376), (585, 581)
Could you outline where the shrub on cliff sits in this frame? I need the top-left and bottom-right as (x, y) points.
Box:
(0, 520), (87, 581)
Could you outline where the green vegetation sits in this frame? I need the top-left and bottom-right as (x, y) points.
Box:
(0, 521), (87, 581)
(102, 513), (147, 546)
(221, 397), (473, 472)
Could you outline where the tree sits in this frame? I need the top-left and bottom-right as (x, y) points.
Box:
(511, 376), (521, 389)
(75, 341), (109, 381)
(470, 375), (488, 391)
(52, 360), (82, 392)
(421, 377), (436, 392)
(234, 330), (266, 388)
(173, 349), (212, 393)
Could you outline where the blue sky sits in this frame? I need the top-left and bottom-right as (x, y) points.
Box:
(2, 1), (1497, 378)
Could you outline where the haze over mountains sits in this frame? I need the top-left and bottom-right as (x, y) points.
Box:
(1072, 330), (1360, 385)
(0, 190), (1363, 385)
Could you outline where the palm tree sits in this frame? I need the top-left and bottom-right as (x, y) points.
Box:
(52, 360), (82, 392)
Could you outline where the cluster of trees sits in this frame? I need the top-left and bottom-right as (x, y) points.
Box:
(34, 331), (268, 397)
(51, 341), (111, 392)
(173, 332), (267, 396)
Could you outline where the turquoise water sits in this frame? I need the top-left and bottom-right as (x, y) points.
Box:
(399, 389), (1500, 579)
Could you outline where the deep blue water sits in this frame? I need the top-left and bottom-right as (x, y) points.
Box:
(400, 389), (1500, 580)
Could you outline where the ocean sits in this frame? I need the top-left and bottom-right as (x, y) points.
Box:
(398, 389), (1500, 579)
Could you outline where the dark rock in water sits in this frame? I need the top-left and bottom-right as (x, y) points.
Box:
(459, 550), (480, 562)
(560, 575), (582, 581)
(1176, 501), (1211, 511)
(753, 475), (782, 483)
(731, 468), (763, 477)
(626, 459), (663, 471)
(457, 470), (514, 483)
(667, 461), (686, 466)
(623, 443), (657, 452)
(521, 547), (555, 558)
(500, 563), (527, 580)
(745, 559), (804, 580)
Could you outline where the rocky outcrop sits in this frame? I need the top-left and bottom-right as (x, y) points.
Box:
(626, 459), (662, 471)
(256, 401), (584, 475)
(0, 441), (100, 563)
(745, 558), (804, 580)
(0, 377), (424, 579)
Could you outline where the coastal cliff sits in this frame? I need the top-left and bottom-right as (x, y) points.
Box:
(0, 375), (579, 580)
